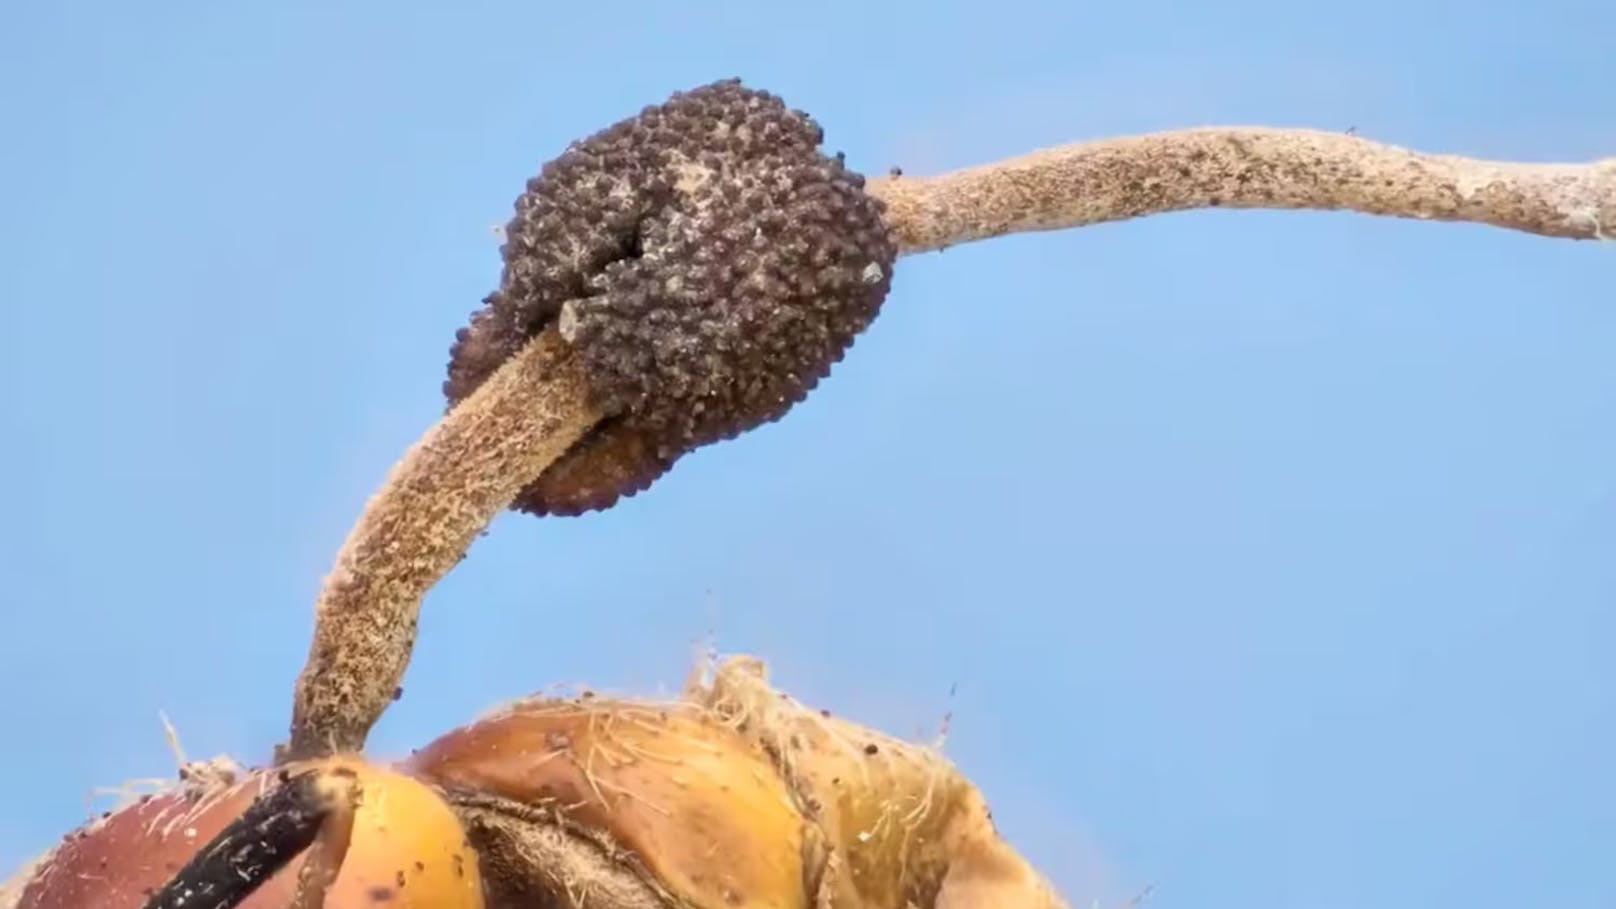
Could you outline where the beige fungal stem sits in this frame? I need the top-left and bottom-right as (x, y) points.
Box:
(868, 127), (1616, 253)
(280, 124), (1611, 764)
(283, 328), (603, 762)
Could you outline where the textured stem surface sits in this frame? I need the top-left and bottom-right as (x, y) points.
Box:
(279, 124), (1612, 764)
(868, 127), (1616, 253)
(284, 329), (602, 761)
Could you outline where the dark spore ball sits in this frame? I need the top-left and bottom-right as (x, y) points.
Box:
(445, 79), (898, 516)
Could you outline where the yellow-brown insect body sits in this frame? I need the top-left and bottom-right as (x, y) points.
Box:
(393, 655), (1067, 909)
(698, 657), (1068, 909)
(4, 658), (1062, 909)
(405, 696), (811, 909)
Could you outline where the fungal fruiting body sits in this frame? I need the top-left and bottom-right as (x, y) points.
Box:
(285, 77), (900, 768)
(7, 758), (484, 909)
(16, 63), (1614, 909)
(446, 78), (898, 516)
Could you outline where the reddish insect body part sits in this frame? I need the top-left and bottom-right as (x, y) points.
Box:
(8, 760), (485, 909)
(10, 779), (291, 909)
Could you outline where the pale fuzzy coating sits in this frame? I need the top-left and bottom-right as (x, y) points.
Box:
(402, 655), (1070, 909)
(284, 330), (603, 760)
(869, 129), (1616, 253)
(452, 806), (666, 909)
(694, 656), (1070, 909)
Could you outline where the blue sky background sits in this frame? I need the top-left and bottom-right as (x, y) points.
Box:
(2, 3), (1612, 907)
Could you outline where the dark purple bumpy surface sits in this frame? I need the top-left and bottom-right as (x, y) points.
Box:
(445, 79), (898, 516)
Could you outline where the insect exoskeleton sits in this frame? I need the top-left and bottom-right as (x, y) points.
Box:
(402, 695), (813, 909)
(7, 756), (485, 909)
(396, 657), (1068, 909)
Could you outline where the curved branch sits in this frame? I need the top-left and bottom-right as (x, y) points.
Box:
(867, 127), (1616, 254)
(283, 329), (602, 761)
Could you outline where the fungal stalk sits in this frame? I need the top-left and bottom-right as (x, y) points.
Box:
(17, 75), (1612, 909)
(285, 80), (898, 760)
(868, 127), (1616, 252)
(282, 79), (1614, 765)
(285, 331), (601, 760)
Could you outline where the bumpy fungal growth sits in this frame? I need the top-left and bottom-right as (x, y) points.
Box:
(446, 78), (898, 516)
